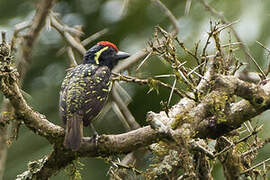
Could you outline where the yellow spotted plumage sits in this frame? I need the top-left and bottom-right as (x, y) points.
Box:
(59, 64), (111, 126)
(59, 41), (130, 151)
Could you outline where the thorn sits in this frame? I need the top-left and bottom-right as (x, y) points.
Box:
(167, 76), (177, 106)
(136, 50), (152, 71)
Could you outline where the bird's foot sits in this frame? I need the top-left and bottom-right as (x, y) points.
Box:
(89, 123), (99, 146)
(90, 133), (99, 146)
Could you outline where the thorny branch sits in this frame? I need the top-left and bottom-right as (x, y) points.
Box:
(199, 0), (266, 79)
(112, 73), (185, 98)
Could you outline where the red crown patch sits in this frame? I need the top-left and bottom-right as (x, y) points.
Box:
(97, 41), (118, 52)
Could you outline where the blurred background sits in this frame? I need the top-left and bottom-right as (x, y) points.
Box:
(1, 0), (270, 179)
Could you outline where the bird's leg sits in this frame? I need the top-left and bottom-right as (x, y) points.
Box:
(90, 123), (99, 145)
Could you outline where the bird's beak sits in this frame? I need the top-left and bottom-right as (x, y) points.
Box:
(115, 51), (130, 60)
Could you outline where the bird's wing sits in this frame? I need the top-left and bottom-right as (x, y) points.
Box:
(81, 65), (111, 126)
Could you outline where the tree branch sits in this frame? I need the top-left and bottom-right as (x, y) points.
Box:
(0, 69), (63, 142)
(18, 0), (57, 79)
(1, 59), (269, 178)
(196, 75), (270, 138)
(50, 13), (86, 56)
(1, 1), (57, 178)
(1, 67), (269, 178)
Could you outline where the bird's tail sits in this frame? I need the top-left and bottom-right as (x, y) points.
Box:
(64, 114), (83, 151)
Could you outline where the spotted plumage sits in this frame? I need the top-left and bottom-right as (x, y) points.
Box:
(59, 41), (130, 151)
(60, 64), (111, 125)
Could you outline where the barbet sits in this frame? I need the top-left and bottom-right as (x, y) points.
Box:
(59, 41), (130, 151)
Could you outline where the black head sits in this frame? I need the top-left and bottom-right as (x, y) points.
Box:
(82, 41), (130, 70)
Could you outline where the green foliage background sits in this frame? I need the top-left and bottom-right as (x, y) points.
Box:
(1, 0), (270, 179)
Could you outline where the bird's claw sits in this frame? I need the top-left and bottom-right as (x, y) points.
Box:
(90, 133), (99, 146)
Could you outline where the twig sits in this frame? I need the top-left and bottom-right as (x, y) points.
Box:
(67, 47), (78, 67)
(152, 0), (179, 35)
(110, 161), (142, 175)
(114, 50), (148, 73)
(256, 41), (270, 53)
(187, 67), (207, 81)
(112, 72), (186, 98)
(185, 0), (192, 16)
(18, 0), (57, 79)
(10, 21), (31, 52)
(201, 21), (215, 58)
(175, 37), (200, 65)
(221, 42), (243, 48)
(256, 41), (270, 76)
(81, 28), (109, 46)
(214, 126), (262, 158)
(241, 137), (270, 157)
(187, 62), (205, 76)
(199, 0), (266, 79)
(112, 84), (140, 130)
(196, 49), (218, 94)
(246, 121), (254, 133)
(111, 102), (132, 131)
(109, 148), (147, 180)
(50, 13), (86, 56)
(177, 68), (195, 89)
(57, 28), (108, 58)
(114, 0), (180, 73)
(190, 140), (215, 159)
(215, 20), (240, 34)
(241, 157), (270, 175)
(246, 51), (266, 79)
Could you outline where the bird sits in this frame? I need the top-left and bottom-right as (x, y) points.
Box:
(59, 41), (130, 151)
